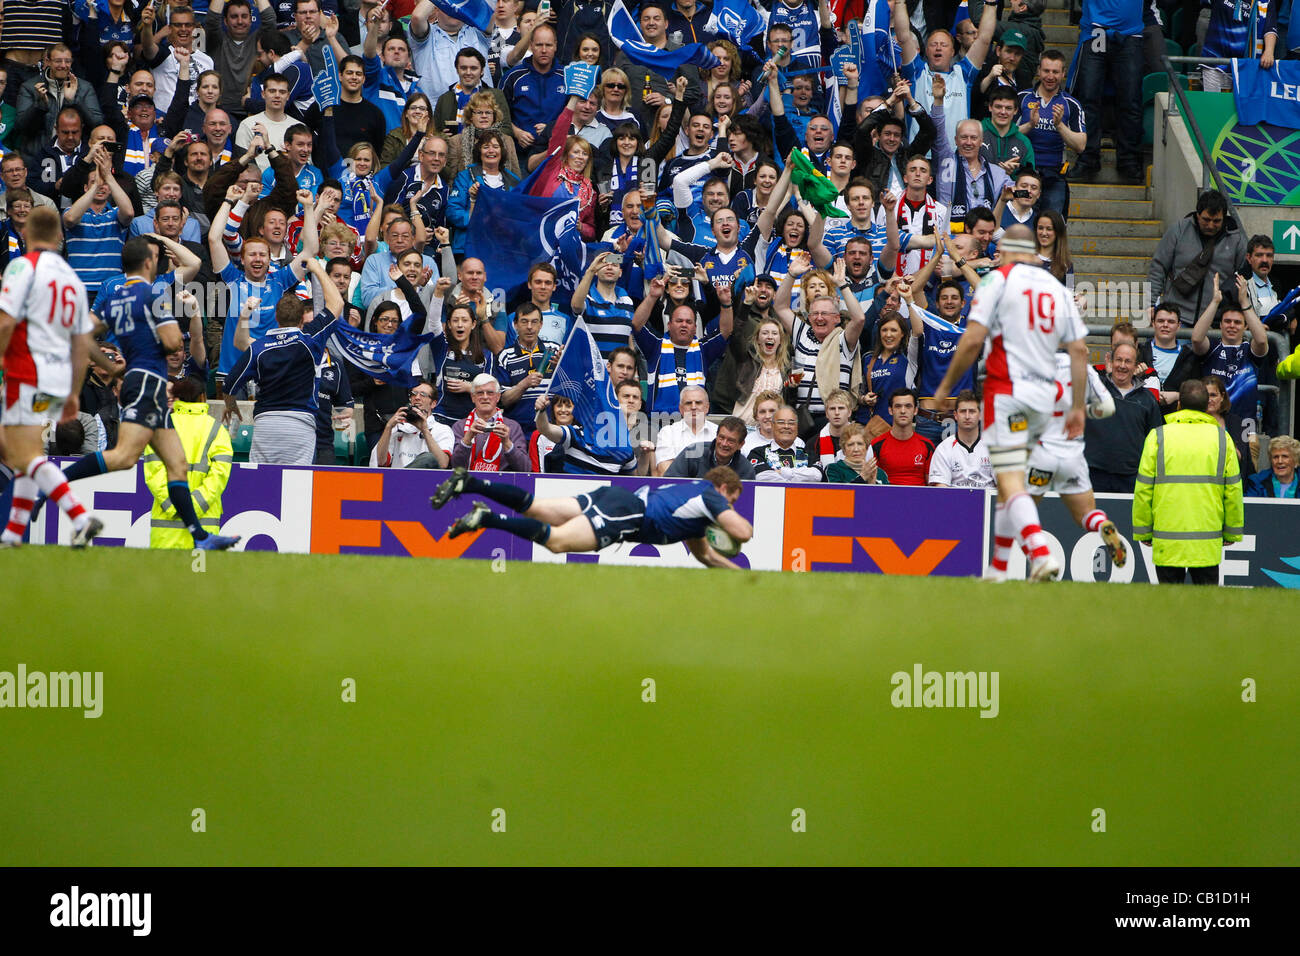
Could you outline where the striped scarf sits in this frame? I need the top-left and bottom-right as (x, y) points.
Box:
(653, 336), (704, 414)
(124, 124), (159, 177)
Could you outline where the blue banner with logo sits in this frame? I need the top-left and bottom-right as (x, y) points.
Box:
(430, 0), (493, 34)
(324, 313), (434, 388)
(607, 0), (721, 78)
(1232, 59), (1300, 128)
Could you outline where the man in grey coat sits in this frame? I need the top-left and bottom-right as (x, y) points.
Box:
(15, 44), (105, 165)
(1148, 190), (1247, 328)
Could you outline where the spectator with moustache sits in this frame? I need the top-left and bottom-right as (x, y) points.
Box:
(1084, 341), (1165, 493)
(1242, 235), (1299, 339)
(665, 416), (757, 480)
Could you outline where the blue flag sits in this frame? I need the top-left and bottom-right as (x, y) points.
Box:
(713, 0), (767, 46)
(430, 0), (493, 34)
(607, 0), (721, 78)
(1233, 59), (1300, 128)
(325, 313), (434, 388)
(467, 158), (608, 304)
(548, 317), (635, 463)
(859, 0), (901, 98)
(311, 43), (341, 109)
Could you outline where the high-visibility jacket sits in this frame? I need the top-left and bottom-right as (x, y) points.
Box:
(1132, 409), (1244, 569)
(142, 401), (234, 549)
(1278, 344), (1300, 380)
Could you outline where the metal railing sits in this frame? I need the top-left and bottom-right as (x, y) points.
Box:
(1086, 324), (1293, 433)
(1159, 55), (1238, 214)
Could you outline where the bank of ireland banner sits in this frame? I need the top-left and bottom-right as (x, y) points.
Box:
(1185, 90), (1300, 207)
(989, 492), (1300, 589)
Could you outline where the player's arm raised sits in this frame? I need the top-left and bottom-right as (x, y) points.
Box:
(64, 171), (101, 227)
(305, 256), (344, 322)
(208, 185), (242, 273)
(288, 189), (319, 282)
(149, 232), (201, 284)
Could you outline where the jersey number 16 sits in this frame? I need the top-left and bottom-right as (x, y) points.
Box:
(46, 281), (78, 328)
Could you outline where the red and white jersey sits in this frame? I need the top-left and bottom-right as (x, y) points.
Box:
(969, 262), (1087, 406)
(1040, 352), (1109, 453)
(0, 251), (92, 398)
(928, 434), (994, 488)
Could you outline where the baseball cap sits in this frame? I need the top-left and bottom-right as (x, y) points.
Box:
(128, 94), (156, 109)
(1000, 28), (1029, 51)
(754, 273), (778, 287)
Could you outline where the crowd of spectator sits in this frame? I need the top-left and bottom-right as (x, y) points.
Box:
(0, 0), (1296, 500)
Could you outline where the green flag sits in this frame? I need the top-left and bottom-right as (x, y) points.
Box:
(787, 149), (849, 218)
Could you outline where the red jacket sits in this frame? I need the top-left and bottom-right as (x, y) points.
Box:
(530, 107), (596, 240)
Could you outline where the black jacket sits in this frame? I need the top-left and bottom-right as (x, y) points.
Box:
(853, 104), (936, 198)
(1084, 377), (1165, 476)
(664, 439), (757, 480)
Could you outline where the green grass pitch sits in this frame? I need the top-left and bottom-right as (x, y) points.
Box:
(2, 548), (1297, 866)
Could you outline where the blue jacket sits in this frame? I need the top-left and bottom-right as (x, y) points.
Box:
(446, 165), (521, 254)
(501, 61), (567, 135)
(1245, 468), (1300, 498)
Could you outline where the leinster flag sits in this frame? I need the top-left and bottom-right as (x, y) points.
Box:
(466, 159), (601, 302)
(430, 0), (493, 34)
(713, 0), (766, 46)
(549, 317), (635, 464)
(607, 0), (721, 78)
(859, 0), (901, 97)
(325, 313), (434, 387)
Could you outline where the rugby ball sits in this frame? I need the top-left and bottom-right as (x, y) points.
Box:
(705, 524), (742, 558)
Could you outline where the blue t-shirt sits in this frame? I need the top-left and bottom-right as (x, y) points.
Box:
(216, 262), (302, 375)
(101, 273), (178, 378)
(637, 481), (732, 545)
(1080, 0), (1144, 34)
(1203, 341), (1267, 429)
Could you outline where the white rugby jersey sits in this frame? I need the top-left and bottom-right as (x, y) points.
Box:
(1039, 352), (1110, 454)
(928, 434), (994, 488)
(0, 251), (92, 397)
(969, 262), (1087, 402)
